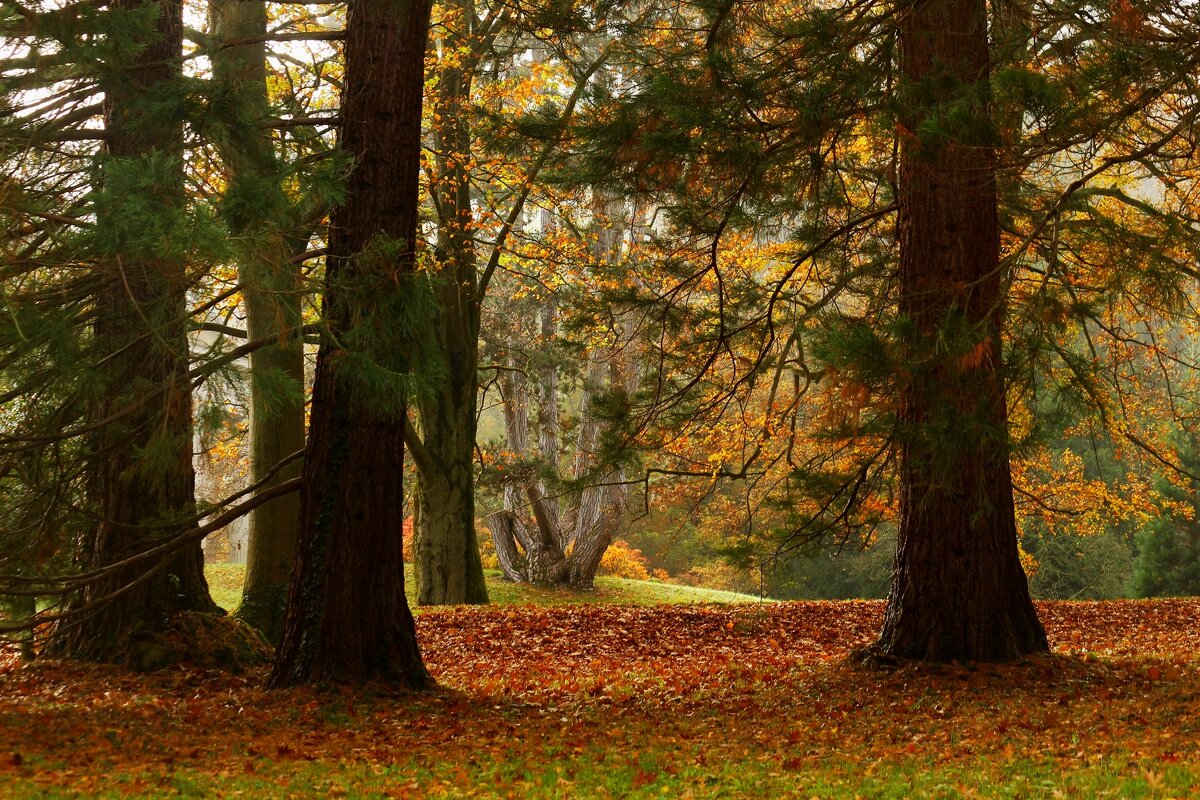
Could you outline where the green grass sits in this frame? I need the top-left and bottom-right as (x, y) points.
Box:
(204, 563), (766, 613)
(204, 563), (246, 611)
(11, 749), (1197, 799)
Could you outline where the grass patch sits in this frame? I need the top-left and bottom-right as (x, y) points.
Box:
(204, 563), (246, 612)
(206, 563), (765, 613)
(12, 754), (1197, 799)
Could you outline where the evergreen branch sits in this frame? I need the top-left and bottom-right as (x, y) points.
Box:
(292, 247), (327, 263)
(0, 451), (306, 593)
(196, 322), (247, 338)
(264, 115), (341, 129)
(1008, 104), (1200, 286)
(0, 325), (318, 452)
(0, 477), (303, 629)
(215, 30), (345, 49)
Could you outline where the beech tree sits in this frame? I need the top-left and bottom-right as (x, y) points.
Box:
(268, 0), (432, 687)
(208, 0), (322, 643)
(410, 6), (613, 603)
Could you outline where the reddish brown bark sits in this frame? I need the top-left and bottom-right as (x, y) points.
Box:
(267, 0), (432, 688)
(48, 0), (218, 666)
(874, 0), (1047, 662)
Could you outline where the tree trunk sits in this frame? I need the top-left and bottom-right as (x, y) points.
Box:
(874, 0), (1047, 662)
(47, 0), (219, 665)
(411, 399), (488, 604)
(484, 510), (527, 581)
(210, 0), (306, 643)
(486, 193), (631, 591)
(267, 0), (432, 688)
(411, 0), (488, 604)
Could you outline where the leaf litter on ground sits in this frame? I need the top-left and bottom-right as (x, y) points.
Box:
(1, 599), (1199, 797)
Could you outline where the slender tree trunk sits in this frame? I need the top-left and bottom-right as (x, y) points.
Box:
(411, 0), (488, 604)
(874, 0), (1047, 662)
(210, 0), (306, 643)
(47, 0), (219, 666)
(534, 299), (564, 543)
(412, 386), (488, 604)
(267, 0), (432, 688)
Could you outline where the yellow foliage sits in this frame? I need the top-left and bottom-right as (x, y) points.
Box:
(598, 540), (651, 581)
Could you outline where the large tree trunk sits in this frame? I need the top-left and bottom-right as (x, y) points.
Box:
(874, 0), (1047, 662)
(411, 0), (488, 604)
(210, 0), (306, 643)
(47, 0), (219, 666)
(267, 0), (432, 688)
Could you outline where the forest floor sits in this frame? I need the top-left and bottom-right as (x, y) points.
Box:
(1, 599), (1199, 798)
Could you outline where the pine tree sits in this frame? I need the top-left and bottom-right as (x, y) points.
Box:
(1132, 434), (1200, 597)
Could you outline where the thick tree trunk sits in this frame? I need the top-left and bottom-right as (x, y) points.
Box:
(267, 0), (432, 688)
(210, 0), (306, 643)
(47, 0), (219, 665)
(874, 0), (1047, 662)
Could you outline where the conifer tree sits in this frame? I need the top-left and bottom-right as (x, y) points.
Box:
(268, 0), (432, 687)
(45, 0), (222, 665)
(871, 0), (1047, 661)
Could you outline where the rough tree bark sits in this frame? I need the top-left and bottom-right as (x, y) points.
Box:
(873, 0), (1048, 662)
(210, 0), (307, 644)
(47, 0), (220, 667)
(267, 0), (432, 688)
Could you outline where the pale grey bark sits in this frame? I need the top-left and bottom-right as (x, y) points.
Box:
(486, 191), (636, 589)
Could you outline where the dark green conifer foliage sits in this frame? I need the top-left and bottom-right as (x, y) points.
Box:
(1133, 435), (1200, 598)
(44, 0), (222, 665)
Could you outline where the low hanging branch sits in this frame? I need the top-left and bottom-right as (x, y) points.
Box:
(0, 475), (303, 633)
